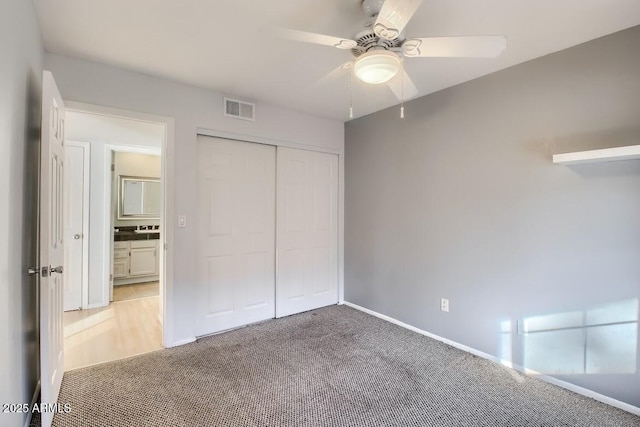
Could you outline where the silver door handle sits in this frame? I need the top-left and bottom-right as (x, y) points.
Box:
(73, 234), (81, 240)
(50, 265), (63, 274)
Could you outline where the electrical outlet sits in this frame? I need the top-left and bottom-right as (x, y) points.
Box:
(440, 298), (449, 312)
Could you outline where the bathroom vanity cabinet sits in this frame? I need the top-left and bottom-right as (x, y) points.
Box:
(113, 239), (159, 284)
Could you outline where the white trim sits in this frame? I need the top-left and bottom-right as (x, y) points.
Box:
(114, 275), (160, 286)
(63, 101), (175, 349)
(337, 154), (345, 304)
(105, 145), (160, 155)
(23, 380), (41, 427)
(196, 127), (343, 155)
(167, 337), (196, 348)
(66, 101), (173, 128)
(553, 145), (640, 165)
(86, 302), (109, 310)
(161, 118), (175, 344)
(342, 301), (640, 416)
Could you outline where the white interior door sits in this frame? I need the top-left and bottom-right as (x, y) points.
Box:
(196, 136), (276, 335)
(276, 147), (339, 317)
(40, 70), (65, 427)
(63, 142), (89, 311)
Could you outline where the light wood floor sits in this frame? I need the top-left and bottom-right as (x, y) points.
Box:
(113, 281), (159, 302)
(64, 295), (163, 371)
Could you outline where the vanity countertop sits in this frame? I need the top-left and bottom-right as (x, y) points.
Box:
(114, 226), (160, 241)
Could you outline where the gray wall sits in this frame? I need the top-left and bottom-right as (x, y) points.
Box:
(345, 26), (640, 407)
(0, 0), (43, 426)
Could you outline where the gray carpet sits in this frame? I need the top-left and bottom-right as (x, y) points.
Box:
(40, 305), (638, 426)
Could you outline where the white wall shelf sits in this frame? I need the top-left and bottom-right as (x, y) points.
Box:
(553, 145), (640, 165)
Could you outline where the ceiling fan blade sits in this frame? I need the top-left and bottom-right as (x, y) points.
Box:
(387, 68), (418, 101)
(374, 0), (424, 41)
(403, 36), (507, 58)
(275, 28), (357, 49)
(312, 62), (353, 89)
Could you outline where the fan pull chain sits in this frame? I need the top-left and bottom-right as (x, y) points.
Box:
(400, 60), (405, 119)
(349, 67), (354, 119)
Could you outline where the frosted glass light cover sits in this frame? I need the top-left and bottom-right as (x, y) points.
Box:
(354, 51), (401, 85)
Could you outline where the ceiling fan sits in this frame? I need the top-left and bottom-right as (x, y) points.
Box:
(278, 0), (507, 116)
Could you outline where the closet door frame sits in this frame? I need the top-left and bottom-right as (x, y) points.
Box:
(196, 128), (344, 313)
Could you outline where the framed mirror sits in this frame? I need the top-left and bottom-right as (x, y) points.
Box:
(118, 176), (161, 219)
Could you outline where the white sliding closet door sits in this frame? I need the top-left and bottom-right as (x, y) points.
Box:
(196, 136), (276, 335)
(276, 147), (339, 317)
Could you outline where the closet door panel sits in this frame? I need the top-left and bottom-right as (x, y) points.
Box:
(196, 136), (276, 335)
(277, 147), (338, 317)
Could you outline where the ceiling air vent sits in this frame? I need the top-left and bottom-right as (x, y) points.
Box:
(224, 97), (255, 121)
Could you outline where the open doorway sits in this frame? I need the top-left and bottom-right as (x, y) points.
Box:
(61, 106), (168, 370)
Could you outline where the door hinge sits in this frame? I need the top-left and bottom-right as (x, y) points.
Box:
(110, 274), (113, 282)
(111, 163), (115, 172)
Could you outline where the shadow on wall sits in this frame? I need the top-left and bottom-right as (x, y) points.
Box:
(21, 68), (42, 411)
(501, 299), (638, 375)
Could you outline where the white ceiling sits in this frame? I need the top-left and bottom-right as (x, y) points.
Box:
(32, 0), (640, 121)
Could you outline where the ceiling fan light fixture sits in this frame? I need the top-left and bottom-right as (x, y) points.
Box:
(353, 50), (401, 85)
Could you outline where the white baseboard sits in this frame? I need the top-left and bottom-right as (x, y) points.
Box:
(166, 337), (196, 348)
(85, 302), (109, 310)
(343, 301), (640, 416)
(23, 380), (40, 427)
(114, 275), (159, 286)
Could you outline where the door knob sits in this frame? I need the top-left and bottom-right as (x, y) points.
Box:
(73, 234), (81, 240)
(49, 265), (63, 274)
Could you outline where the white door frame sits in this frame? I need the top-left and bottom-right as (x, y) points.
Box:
(64, 140), (91, 310)
(65, 101), (175, 348)
(196, 128), (345, 316)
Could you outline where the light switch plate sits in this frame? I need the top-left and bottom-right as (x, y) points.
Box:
(178, 215), (187, 228)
